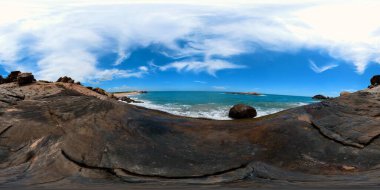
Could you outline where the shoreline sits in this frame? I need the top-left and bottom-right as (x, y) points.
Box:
(112, 90), (147, 98)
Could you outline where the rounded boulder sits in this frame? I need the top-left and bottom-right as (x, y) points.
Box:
(228, 104), (257, 119)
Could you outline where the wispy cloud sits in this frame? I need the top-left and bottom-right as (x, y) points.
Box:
(309, 60), (338, 73)
(95, 68), (148, 82)
(194, 80), (207, 84)
(160, 59), (245, 76)
(0, 0), (380, 82)
(114, 51), (131, 66)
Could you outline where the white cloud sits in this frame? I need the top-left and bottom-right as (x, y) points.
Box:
(160, 59), (245, 76)
(0, 0), (380, 82)
(309, 60), (338, 73)
(139, 66), (149, 72)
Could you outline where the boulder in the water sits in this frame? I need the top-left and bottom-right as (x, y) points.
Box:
(228, 104), (257, 119)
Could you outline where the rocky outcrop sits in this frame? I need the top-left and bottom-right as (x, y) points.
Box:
(91, 87), (116, 100)
(93, 87), (107, 95)
(5, 71), (21, 83)
(228, 104), (257, 119)
(0, 71), (36, 86)
(119, 96), (143, 103)
(340, 91), (351, 96)
(17, 73), (35, 86)
(369, 75), (380, 88)
(1, 72), (380, 189)
(312, 94), (330, 100)
(57, 76), (75, 83)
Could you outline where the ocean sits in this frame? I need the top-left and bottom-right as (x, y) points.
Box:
(129, 91), (316, 120)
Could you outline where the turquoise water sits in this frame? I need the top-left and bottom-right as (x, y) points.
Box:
(130, 91), (316, 120)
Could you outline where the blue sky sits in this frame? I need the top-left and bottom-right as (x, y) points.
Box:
(0, 0), (380, 96)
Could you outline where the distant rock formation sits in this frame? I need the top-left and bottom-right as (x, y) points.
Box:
(228, 104), (257, 119)
(226, 92), (261, 96)
(312, 94), (330, 100)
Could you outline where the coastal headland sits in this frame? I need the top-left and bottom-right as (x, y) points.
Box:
(0, 72), (380, 189)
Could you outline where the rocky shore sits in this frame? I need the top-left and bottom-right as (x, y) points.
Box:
(0, 72), (380, 189)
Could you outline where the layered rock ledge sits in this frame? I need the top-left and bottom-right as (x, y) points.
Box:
(0, 75), (380, 189)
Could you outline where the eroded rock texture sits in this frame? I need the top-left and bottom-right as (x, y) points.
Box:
(0, 81), (380, 189)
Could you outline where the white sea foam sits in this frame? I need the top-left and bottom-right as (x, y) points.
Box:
(131, 99), (230, 120)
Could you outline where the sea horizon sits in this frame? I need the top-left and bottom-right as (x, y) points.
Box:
(113, 90), (315, 98)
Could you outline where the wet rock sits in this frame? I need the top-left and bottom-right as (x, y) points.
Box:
(228, 104), (257, 119)
(312, 94), (329, 100)
(17, 73), (35, 86)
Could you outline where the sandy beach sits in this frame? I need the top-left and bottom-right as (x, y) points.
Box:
(112, 91), (147, 98)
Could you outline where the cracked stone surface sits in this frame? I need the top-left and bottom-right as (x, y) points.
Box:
(1, 81), (380, 189)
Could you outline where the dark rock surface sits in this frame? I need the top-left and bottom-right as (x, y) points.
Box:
(0, 74), (380, 189)
(312, 94), (330, 100)
(228, 104), (257, 119)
